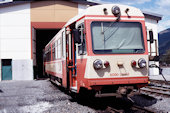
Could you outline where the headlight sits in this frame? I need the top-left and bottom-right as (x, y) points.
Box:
(93, 59), (103, 70)
(138, 58), (146, 68)
(111, 6), (120, 16)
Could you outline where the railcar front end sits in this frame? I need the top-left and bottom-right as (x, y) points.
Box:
(44, 4), (149, 96)
(74, 4), (149, 95)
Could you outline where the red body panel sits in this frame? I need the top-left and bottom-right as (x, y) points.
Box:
(76, 59), (87, 91)
(62, 60), (67, 88)
(84, 77), (148, 89)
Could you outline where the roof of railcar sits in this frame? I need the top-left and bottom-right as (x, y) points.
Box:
(45, 4), (145, 48)
(45, 4), (162, 48)
(65, 4), (144, 27)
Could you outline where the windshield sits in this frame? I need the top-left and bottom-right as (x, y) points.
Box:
(91, 22), (145, 54)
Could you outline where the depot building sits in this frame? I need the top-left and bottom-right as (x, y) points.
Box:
(0, 0), (162, 81)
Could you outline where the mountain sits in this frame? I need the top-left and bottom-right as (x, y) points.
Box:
(158, 28), (170, 55)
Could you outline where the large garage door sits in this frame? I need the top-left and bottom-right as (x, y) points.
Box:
(33, 29), (60, 79)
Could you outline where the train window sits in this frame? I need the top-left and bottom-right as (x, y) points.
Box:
(78, 24), (87, 55)
(149, 30), (154, 43)
(52, 43), (55, 60)
(48, 46), (51, 61)
(61, 32), (63, 57)
(55, 41), (58, 59)
(58, 39), (61, 59)
(91, 21), (145, 54)
(62, 31), (66, 57)
(46, 46), (51, 62)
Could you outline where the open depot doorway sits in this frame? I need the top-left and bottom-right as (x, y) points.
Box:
(32, 29), (60, 79)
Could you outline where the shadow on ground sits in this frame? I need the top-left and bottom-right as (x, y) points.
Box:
(58, 87), (157, 112)
(46, 81), (158, 112)
(131, 94), (157, 107)
(0, 89), (3, 93)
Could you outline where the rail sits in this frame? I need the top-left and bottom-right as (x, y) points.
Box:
(140, 81), (170, 97)
(106, 105), (154, 113)
(140, 87), (170, 97)
(131, 105), (155, 113)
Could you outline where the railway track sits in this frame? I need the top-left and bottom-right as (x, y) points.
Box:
(131, 105), (155, 113)
(140, 84), (170, 97)
(106, 106), (124, 113)
(97, 81), (170, 113)
(150, 80), (170, 85)
(105, 105), (154, 113)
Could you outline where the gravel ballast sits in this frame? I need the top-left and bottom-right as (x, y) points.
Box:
(0, 80), (169, 113)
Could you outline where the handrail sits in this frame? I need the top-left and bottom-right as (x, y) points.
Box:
(147, 39), (158, 56)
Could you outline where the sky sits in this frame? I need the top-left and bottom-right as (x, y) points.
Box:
(90, 0), (170, 32)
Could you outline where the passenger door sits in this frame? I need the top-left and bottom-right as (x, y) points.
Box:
(66, 27), (77, 89)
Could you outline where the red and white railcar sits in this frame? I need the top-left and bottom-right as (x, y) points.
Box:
(44, 4), (149, 95)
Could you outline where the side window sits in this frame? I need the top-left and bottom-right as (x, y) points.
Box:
(55, 41), (58, 59)
(52, 43), (55, 60)
(78, 24), (87, 55)
(62, 31), (66, 57)
(49, 46), (51, 61)
(58, 39), (61, 59)
(46, 46), (51, 62)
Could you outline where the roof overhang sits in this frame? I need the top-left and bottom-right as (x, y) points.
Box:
(71, 0), (99, 5)
(0, 0), (163, 22)
(0, 0), (13, 4)
(0, 0), (99, 7)
(142, 11), (162, 21)
(0, 0), (30, 7)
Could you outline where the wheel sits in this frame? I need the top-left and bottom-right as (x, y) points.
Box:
(49, 75), (52, 82)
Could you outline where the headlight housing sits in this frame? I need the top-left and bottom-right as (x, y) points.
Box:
(93, 59), (103, 70)
(111, 6), (120, 16)
(138, 58), (146, 68)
